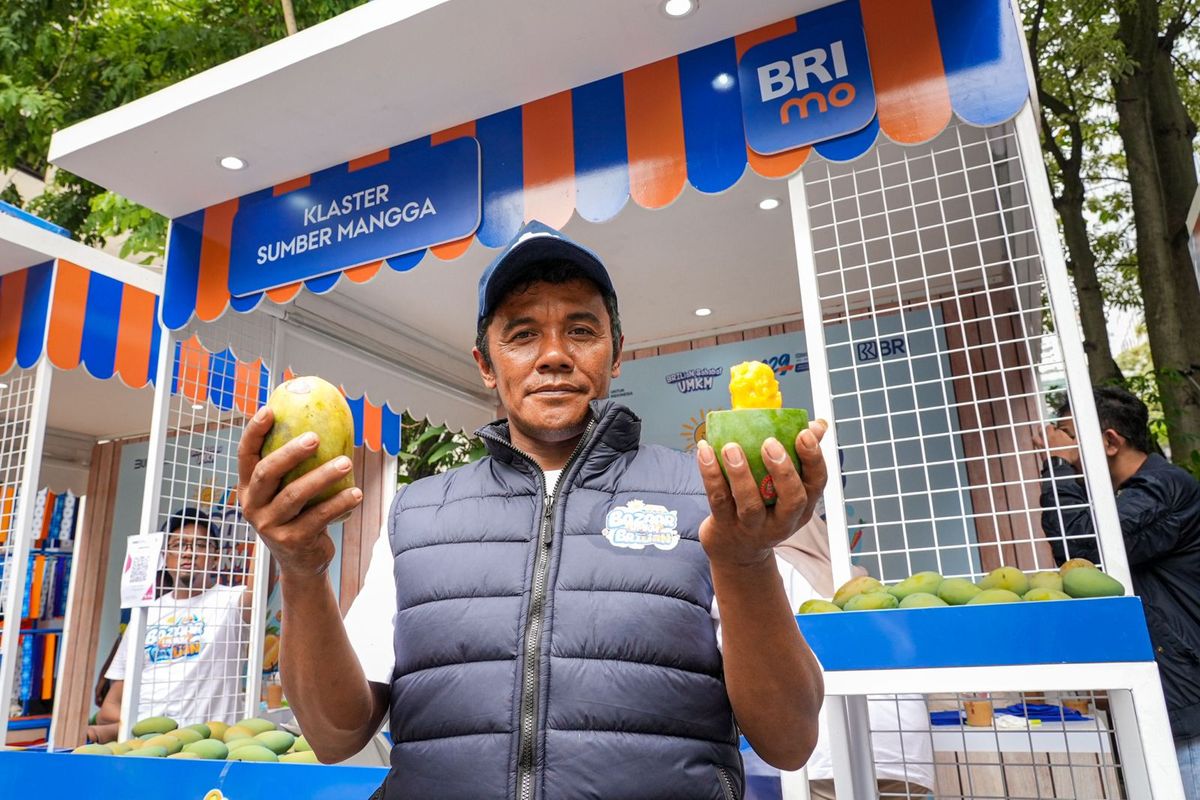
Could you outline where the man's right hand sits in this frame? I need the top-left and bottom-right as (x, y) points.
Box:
(237, 407), (363, 579)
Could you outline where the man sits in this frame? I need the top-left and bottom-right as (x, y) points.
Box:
(88, 508), (252, 741)
(238, 221), (828, 798)
(1036, 386), (1200, 796)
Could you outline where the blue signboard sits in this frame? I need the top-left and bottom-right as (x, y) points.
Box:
(228, 137), (481, 296)
(738, 1), (876, 155)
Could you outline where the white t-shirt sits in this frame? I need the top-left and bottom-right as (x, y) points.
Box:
(106, 585), (249, 726)
(345, 500), (933, 789)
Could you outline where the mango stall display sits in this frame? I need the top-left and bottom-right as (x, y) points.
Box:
(70, 717), (319, 764)
(802, 559), (1125, 614)
(705, 361), (809, 504)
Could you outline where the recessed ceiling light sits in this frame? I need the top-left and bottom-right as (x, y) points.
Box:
(758, 197), (781, 211)
(219, 156), (247, 171)
(694, 307), (712, 317)
(191, 403), (205, 411)
(0, 382), (7, 390)
(662, 0), (696, 18)
(711, 72), (734, 91)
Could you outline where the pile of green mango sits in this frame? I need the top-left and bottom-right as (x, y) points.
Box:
(71, 716), (318, 764)
(798, 558), (1125, 614)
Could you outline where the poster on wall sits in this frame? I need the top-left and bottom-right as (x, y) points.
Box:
(610, 309), (977, 575)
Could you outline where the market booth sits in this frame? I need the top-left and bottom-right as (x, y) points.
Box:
(17, 0), (1185, 797)
(0, 205), (405, 758)
(0, 204), (162, 748)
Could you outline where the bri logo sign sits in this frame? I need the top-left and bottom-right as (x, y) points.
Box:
(737, 1), (876, 155)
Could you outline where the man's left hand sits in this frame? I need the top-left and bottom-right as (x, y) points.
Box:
(697, 420), (829, 567)
(1034, 424), (1081, 468)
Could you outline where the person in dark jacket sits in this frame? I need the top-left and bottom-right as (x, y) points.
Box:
(1036, 386), (1200, 797)
(237, 221), (828, 798)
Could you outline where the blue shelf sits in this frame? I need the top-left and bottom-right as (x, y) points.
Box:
(7, 717), (50, 732)
(0, 751), (387, 796)
(796, 596), (1153, 671)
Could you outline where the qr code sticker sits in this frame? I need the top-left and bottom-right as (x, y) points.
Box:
(128, 556), (150, 585)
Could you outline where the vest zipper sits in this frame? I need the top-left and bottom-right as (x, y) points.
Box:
(478, 418), (597, 800)
(716, 766), (738, 800)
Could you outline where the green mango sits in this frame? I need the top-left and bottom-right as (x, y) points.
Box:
(184, 723), (211, 740)
(280, 751), (320, 764)
(1029, 572), (1064, 593)
(132, 716), (177, 737)
(205, 721), (229, 741)
(226, 745), (279, 762)
(107, 742), (132, 756)
(833, 576), (885, 608)
(898, 592), (949, 609)
(260, 376), (356, 508)
(254, 731), (296, 755)
(223, 725), (255, 743)
(235, 718), (277, 735)
(967, 588), (1024, 605)
(168, 752), (202, 759)
(844, 591), (899, 611)
(978, 567), (1030, 597)
(168, 728), (204, 746)
(797, 599), (842, 614)
(1063, 567), (1125, 598)
(183, 739), (229, 760)
(1023, 587), (1073, 602)
(937, 578), (983, 606)
(72, 744), (113, 756)
(226, 737), (263, 753)
(888, 572), (943, 600)
(126, 746), (169, 758)
(293, 735), (312, 753)
(1059, 557), (1095, 577)
(144, 734), (183, 755)
(705, 408), (809, 505)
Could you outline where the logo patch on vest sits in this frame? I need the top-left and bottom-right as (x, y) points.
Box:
(602, 499), (680, 551)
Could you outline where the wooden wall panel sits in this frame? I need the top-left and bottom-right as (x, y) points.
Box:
(337, 447), (390, 616)
(54, 439), (122, 748)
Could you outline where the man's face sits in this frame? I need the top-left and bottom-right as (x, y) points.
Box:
(164, 523), (219, 587)
(474, 278), (622, 445)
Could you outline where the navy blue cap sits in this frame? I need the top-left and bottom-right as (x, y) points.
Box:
(477, 220), (615, 323)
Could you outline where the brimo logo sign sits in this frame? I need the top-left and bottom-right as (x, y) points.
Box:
(758, 42), (856, 124)
(737, 1), (876, 155)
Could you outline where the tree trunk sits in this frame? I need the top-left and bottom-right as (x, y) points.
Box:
(1114, 0), (1200, 461)
(1054, 185), (1125, 387)
(1146, 39), (1200, 362)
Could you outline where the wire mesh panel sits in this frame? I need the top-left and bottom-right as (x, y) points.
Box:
(0, 368), (38, 630)
(119, 313), (276, 727)
(859, 691), (1126, 800)
(802, 119), (1102, 583)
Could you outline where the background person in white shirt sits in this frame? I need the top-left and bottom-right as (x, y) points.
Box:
(88, 508), (254, 741)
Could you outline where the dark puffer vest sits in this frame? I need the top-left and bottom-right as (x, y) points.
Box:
(384, 400), (742, 799)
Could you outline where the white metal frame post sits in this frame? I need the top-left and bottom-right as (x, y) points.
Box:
(118, 327), (177, 741)
(0, 358), (54, 745)
(1011, 103), (1133, 591)
(786, 172), (879, 798)
(47, 492), (86, 750)
(239, 316), (285, 720)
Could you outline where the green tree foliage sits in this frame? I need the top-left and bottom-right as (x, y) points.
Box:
(0, 0), (363, 256)
(396, 414), (487, 486)
(1022, 0), (1200, 466)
